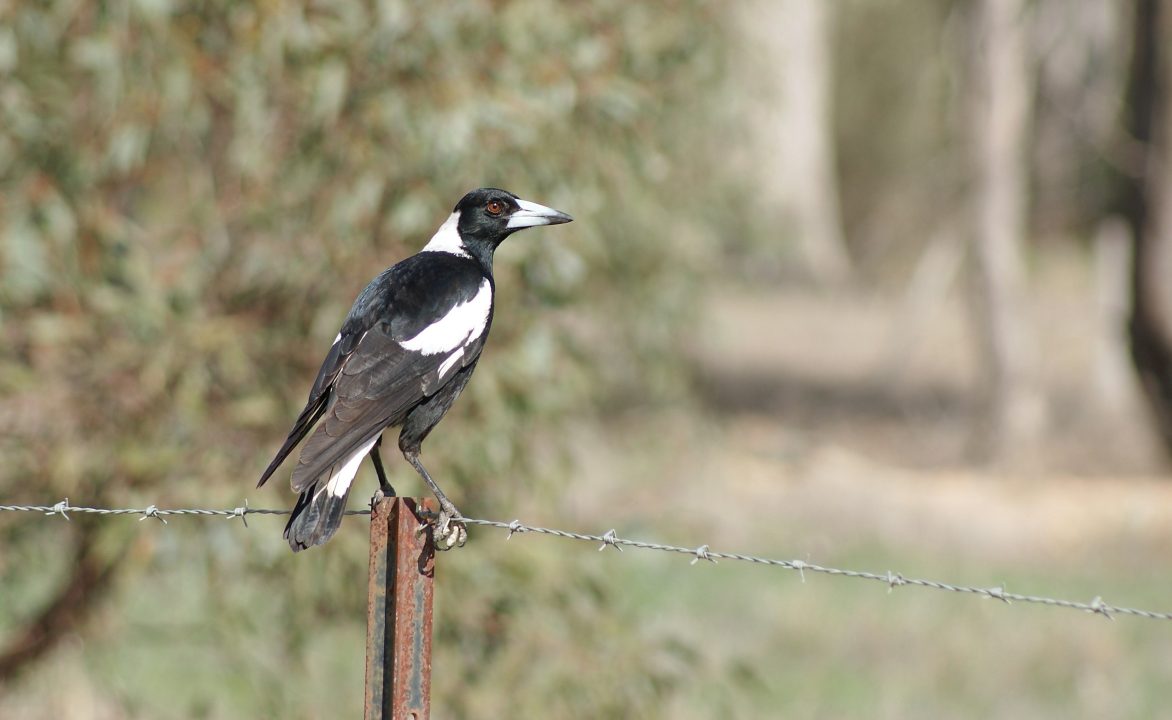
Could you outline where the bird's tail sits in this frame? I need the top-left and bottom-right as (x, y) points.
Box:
(284, 481), (353, 551)
(283, 436), (378, 551)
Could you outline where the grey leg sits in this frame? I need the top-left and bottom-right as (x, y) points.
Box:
(403, 449), (467, 549)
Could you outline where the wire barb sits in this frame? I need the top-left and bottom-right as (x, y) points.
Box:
(690, 544), (716, 565)
(985, 585), (1011, 605)
(598, 529), (623, 552)
(48, 498), (71, 521)
(1089, 596), (1114, 621)
(1, 502), (1170, 622)
(791, 559), (807, 583)
(229, 500), (250, 527)
(139, 505), (167, 524)
(886, 571), (906, 593)
(506, 519), (525, 540)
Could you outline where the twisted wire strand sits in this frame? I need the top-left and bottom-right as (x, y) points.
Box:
(1, 500), (1169, 621)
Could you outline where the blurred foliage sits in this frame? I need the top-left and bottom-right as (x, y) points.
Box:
(0, 0), (735, 716)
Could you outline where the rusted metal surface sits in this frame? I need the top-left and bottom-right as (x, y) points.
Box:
(365, 497), (436, 720)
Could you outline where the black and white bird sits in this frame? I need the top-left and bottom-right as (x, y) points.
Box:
(257, 188), (572, 551)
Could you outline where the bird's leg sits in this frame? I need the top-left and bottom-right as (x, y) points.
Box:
(402, 449), (467, 550)
(369, 438), (396, 498)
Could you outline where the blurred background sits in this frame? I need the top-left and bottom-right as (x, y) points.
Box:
(2, 0), (1172, 717)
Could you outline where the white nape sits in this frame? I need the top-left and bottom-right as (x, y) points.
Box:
(323, 437), (378, 499)
(422, 212), (469, 257)
(400, 279), (492, 356)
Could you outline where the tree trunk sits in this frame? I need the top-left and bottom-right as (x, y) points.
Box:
(736, 0), (852, 284)
(1122, 0), (1172, 455)
(968, 0), (1045, 462)
(1092, 217), (1139, 416)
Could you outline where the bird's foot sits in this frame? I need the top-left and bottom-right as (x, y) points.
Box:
(370, 484), (397, 509)
(419, 504), (467, 550)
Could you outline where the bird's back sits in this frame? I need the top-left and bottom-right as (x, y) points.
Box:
(345, 251), (493, 342)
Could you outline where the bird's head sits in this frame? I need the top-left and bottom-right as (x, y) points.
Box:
(423, 188), (572, 269)
(456, 187), (572, 245)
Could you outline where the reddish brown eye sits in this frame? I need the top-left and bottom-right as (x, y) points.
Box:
(486, 200), (504, 216)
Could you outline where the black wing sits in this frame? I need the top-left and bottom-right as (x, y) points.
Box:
(289, 322), (486, 491)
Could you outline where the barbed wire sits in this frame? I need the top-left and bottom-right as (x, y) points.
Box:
(2, 499), (1169, 622)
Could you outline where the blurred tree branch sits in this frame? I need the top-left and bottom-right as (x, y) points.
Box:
(0, 521), (126, 682)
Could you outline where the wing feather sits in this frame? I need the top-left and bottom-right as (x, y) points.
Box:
(256, 332), (363, 488)
(290, 327), (475, 492)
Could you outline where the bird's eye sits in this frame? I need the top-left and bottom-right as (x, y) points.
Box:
(486, 200), (504, 216)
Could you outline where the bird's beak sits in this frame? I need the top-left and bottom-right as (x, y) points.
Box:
(507, 198), (574, 229)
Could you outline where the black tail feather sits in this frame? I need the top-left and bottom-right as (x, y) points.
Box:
(284, 481), (352, 552)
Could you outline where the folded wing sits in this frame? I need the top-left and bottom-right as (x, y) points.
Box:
(290, 325), (479, 491)
(255, 331), (365, 488)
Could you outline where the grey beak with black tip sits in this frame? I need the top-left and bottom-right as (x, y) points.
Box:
(508, 198), (574, 229)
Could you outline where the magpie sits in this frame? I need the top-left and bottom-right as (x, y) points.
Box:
(257, 188), (572, 551)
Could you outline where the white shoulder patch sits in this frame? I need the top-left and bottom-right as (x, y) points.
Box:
(399, 279), (492, 355)
(422, 212), (469, 257)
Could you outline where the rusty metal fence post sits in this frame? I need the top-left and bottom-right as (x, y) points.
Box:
(365, 497), (436, 720)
